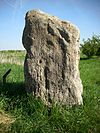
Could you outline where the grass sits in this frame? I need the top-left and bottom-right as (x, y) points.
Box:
(0, 50), (25, 65)
(0, 51), (100, 133)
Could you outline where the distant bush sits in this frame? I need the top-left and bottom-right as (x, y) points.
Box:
(81, 35), (100, 58)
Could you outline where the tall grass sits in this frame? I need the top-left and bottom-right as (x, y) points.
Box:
(0, 51), (100, 133)
(0, 50), (25, 65)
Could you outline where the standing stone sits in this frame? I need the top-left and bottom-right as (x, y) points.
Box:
(22, 10), (83, 106)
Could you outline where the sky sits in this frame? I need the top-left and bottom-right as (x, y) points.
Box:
(0, 0), (100, 50)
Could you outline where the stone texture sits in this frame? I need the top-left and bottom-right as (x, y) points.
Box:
(22, 10), (83, 106)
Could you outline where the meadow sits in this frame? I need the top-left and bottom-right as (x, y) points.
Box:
(0, 50), (100, 133)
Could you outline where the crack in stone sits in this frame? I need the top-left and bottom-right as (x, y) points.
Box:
(59, 38), (67, 80)
(47, 24), (55, 36)
(44, 66), (50, 90)
(57, 28), (70, 43)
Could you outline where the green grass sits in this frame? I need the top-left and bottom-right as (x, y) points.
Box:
(0, 51), (100, 133)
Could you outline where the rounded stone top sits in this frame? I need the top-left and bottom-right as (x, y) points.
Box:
(25, 9), (80, 38)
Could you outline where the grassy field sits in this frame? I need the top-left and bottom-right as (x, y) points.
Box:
(0, 51), (100, 133)
(0, 50), (25, 65)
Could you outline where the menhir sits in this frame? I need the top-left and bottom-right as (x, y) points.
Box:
(22, 10), (83, 106)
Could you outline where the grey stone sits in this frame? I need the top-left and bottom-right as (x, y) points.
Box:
(22, 10), (83, 106)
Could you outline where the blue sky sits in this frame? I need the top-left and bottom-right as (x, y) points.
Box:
(0, 0), (100, 50)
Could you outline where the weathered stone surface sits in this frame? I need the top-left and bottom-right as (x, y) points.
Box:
(22, 10), (83, 106)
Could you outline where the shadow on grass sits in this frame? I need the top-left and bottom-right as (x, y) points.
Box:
(80, 56), (100, 60)
(80, 57), (89, 60)
(0, 81), (27, 98)
(96, 81), (100, 85)
(0, 81), (45, 115)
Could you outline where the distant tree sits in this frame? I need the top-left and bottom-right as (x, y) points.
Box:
(94, 35), (100, 56)
(96, 47), (100, 56)
(81, 35), (100, 58)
